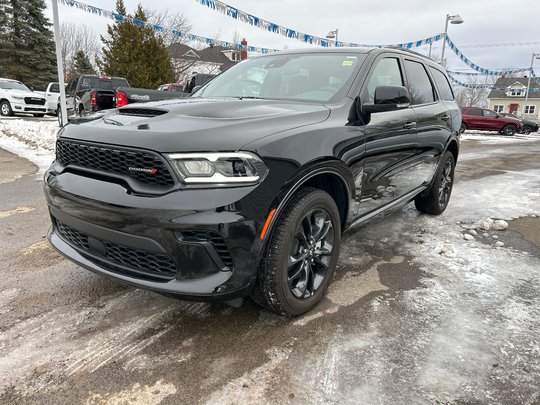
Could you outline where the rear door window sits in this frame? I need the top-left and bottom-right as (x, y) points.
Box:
(429, 67), (454, 101)
(404, 60), (435, 105)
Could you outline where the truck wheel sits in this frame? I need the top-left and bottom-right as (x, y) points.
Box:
(0, 101), (13, 116)
(415, 151), (455, 215)
(522, 125), (532, 135)
(253, 187), (341, 316)
(33, 114), (45, 118)
(501, 124), (517, 136)
(459, 122), (467, 133)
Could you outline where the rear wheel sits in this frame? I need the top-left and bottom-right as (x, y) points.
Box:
(501, 124), (517, 136)
(459, 122), (467, 133)
(253, 187), (341, 316)
(0, 101), (13, 116)
(415, 151), (455, 215)
(522, 125), (532, 135)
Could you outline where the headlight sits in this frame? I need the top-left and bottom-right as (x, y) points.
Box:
(12, 96), (24, 100)
(167, 152), (268, 185)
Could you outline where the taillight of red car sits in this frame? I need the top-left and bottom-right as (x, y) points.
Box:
(90, 92), (97, 106)
(116, 91), (128, 107)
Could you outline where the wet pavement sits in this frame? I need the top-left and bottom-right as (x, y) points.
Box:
(0, 134), (539, 404)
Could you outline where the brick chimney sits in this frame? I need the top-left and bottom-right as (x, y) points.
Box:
(240, 38), (248, 60)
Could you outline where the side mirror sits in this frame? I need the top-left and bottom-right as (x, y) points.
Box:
(363, 85), (411, 114)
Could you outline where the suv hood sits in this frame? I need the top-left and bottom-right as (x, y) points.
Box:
(60, 98), (331, 152)
(5, 89), (45, 99)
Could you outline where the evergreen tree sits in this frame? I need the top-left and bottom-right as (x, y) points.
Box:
(73, 50), (95, 75)
(1, 0), (57, 89)
(98, 1), (174, 88)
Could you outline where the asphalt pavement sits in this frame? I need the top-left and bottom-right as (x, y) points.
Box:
(0, 136), (539, 404)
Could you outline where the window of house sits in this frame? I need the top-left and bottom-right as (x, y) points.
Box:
(493, 105), (504, 113)
(509, 88), (524, 96)
(404, 59), (435, 105)
(525, 105), (536, 114)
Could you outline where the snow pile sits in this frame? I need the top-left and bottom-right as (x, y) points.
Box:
(0, 118), (58, 174)
(462, 131), (539, 144)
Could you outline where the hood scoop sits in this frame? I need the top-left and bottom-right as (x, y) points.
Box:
(117, 108), (167, 117)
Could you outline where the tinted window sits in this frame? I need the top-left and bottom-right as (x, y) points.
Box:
(483, 109), (497, 117)
(404, 60), (435, 105)
(78, 77), (129, 90)
(50, 83), (60, 93)
(366, 58), (403, 103)
(429, 67), (454, 101)
(464, 108), (481, 116)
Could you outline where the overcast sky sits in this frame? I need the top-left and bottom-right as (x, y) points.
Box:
(46, 0), (540, 73)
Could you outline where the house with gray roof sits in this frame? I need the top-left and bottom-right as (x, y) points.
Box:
(487, 77), (540, 123)
(168, 43), (242, 84)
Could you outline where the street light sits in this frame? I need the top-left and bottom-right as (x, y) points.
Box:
(440, 14), (464, 67)
(523, 52), (540, 117)
(326, 29), (339, 46)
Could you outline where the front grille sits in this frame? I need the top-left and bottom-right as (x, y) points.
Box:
(55, 219), (177, 279)
(180, 230), (234, 268)
(24, 97), (46, 105)
(56, 139), (175, 188)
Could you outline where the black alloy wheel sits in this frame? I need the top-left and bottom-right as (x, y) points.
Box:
(253, 187), (341, 316)
(415, 151), (455, 215)
(522, 125), (532, 135)
(287, 208), (334, 299)
(502, 124), (517, 136)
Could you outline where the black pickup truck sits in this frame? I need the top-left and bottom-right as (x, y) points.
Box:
(58, 75), (188, 125)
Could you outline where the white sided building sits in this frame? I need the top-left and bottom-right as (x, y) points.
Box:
(487, 77), (540, 123)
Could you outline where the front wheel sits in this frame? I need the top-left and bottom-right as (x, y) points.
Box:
(501, 124), (517, 136)
(522, 125), (532, 135)
(0, 101), (13, 116)
(415, 151), (455, 215)
(253, 187), (341, 316)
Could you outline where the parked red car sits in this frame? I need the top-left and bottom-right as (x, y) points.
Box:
(461, 107), (523, 135)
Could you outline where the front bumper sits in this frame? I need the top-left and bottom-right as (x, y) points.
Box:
(11, 100), (47, 114)
(44, 168), (269, 300)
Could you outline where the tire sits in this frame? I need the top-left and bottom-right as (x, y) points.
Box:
(415, 151), (455, 215)
(33, 114), (45, 118)
(0, 100), (13, 116)
(459, 122), (467, 133)
(76, 104), (86, 118)
(501, 124), (517, 136)
(522, 125), (532, 135)
(252, 187), (341, 316)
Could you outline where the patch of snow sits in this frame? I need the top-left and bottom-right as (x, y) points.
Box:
(462, 131), (540, 145)
(0, 118), (58, 175)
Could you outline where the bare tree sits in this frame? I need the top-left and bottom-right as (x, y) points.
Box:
(60, 22), (100, 80)
(455, 76), (491, 108)
(143, 8), (191, 48)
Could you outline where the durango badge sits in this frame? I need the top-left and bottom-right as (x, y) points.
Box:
(128, 167), (158, 174)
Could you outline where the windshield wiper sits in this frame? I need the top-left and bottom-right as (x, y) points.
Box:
(238, 96), (265, 100)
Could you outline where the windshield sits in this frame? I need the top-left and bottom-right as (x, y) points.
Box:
(0, 81), (31, 91)
(194, 52), (366, 102)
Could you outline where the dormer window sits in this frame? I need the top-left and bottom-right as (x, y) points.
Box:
(509, 88), (524, 96)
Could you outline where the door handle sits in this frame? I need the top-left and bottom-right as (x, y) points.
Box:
(441, 115), (450, 122)
(403, 121), (416, 129)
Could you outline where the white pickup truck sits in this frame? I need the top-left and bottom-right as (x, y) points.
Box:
(41, 82), (66, 115)
(0, 78), (48, 117)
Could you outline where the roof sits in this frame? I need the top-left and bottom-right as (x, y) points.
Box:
(488, 77), (540, 99)
(169, 44), (238, 70)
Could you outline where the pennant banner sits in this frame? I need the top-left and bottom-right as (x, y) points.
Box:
(447, 73), (540, 92)
(194, 0), (443, 49)
(445, 37), (530, 76)
(58, 0), (280, 53)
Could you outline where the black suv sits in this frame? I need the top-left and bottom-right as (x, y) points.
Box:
(44, 48), (460, 316)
